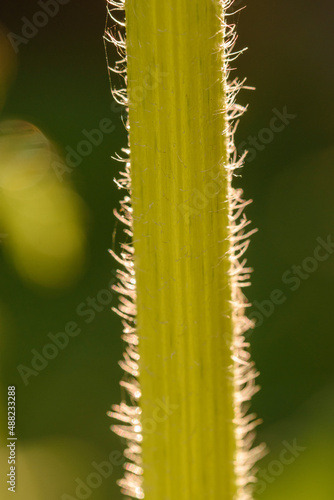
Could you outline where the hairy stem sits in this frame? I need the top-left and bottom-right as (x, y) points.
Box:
(128, 1), (236, 498)
(107, 1), (264, 498)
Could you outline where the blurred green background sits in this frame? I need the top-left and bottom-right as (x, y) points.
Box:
(0, 0), (333, 498)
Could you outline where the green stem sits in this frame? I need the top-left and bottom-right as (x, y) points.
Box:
(107, 1), (264, 498)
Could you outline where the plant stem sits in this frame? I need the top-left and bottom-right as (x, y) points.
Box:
(108, 0), (264, 498)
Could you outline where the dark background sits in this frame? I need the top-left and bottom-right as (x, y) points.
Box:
(0, 1), (333, 498)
